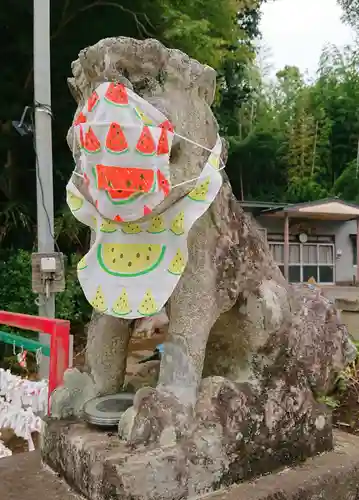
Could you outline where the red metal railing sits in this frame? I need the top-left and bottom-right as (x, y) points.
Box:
(0, 311), (70, 413)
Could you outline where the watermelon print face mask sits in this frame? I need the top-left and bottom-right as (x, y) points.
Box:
(72, 81), (175, 223)
(66, 81), (224, 319)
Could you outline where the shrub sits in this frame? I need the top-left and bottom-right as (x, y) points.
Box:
(0, 249), (91, 335)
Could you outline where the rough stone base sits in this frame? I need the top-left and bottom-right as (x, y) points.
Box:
(42, 418), (333, 500)
(204, 431), (359, 500)
(3, 432), (359, 500)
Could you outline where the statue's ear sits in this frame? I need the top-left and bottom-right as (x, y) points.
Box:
(196, 66), (217, 106)
(67, 77), (83, 105)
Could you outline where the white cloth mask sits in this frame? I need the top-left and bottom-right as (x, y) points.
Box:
(73, 82), (175, 222)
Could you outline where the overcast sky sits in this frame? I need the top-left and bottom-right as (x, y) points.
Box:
(259, 0), (355, 77)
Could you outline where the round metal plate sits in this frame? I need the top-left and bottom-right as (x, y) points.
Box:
(83, 393), (134, 428)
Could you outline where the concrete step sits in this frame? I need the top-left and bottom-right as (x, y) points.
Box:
(1, 451), (80, 500)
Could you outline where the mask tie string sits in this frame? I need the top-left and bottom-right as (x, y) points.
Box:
(170, 132), (225, 189)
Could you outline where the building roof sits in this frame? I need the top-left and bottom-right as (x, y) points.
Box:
(260, 198), (359, 221)
(238, 200), (286, 210)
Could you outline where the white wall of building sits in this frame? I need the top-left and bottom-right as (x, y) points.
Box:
(253, 215), (357, 284)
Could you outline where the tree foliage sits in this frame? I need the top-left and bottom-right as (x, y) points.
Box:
(2, 2), (359, 328)
(0, 0), (263, 251)
(227, 43), (359, 204)
(338, 0), (359, 29)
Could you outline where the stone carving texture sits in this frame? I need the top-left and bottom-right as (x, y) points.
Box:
(48, 37), (357, 494)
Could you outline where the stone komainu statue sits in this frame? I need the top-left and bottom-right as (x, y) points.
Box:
(51, 38), (356, 461)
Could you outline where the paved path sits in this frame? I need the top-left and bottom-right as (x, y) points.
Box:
(1, 451), (80, 500)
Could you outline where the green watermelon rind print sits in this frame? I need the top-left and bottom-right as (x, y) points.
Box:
(105, 146), (129, 155)
(167, 268), (183, 276)
(149, 174), (157, 193)
(147, 228), (166, 234)
(97, 244), (166, 278)
(187, 197), (209, 203)
(136, 309), (158, 317)
(83, 145), (101, 155)
(104, 96), (128, 107)
(135, 148), (156, 157)
(170, 228), (185, 236)
(105, 190), (142, 205)
(93, 165), (99, 187)
(111, 308), (132, 317)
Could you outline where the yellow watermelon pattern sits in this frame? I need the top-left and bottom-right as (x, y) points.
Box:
(77, 256), (87, 271)
(97, 243), (166, 277)
(90, 286), (107, 312)
(209, 154), (220, 170)
(67, 191), (83, 211)
(188, 177), (210, 202)
(121, 222), (142, 234)
(168, 249), (186, 275)
(90, 216), (97, 228)
(112, 289), (131, 316)
(138, 289), (158, 316)
(134, 106), (153, 126)
(147, 215), (166, 234)
(100, 219), (117, 233)
(170, 211), (185, 235)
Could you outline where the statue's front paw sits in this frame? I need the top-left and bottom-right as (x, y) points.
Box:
(50, 369), (97, 419)
(118, 387), (189, 445)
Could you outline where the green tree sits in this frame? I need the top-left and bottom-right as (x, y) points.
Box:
(226, 42), (359, 204)
(0, 0), (263, 251)
(338, 0), (359, 29)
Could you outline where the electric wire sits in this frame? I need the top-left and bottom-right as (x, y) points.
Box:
(29, 104), (65, 295)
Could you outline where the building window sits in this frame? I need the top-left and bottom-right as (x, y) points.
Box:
(351, 235), (357, 265)
(269, 242), (334, 284)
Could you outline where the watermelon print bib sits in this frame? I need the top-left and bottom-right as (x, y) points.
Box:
(67, 83), (223, 319)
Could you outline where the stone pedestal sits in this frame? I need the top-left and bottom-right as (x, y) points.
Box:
(41, 415), (333, 500)
(3, 431), (359, 500)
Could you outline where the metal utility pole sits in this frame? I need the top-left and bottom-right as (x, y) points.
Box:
(34, 0), (54, 378)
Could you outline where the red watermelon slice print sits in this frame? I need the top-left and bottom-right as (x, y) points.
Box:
(159, 120), (174, 133)
(79, 126), (85, 149)
(83, 127), (101, 154)
(104, 82), (128, 106)
(157, 170), (170, 196)
(74, 112), (87, 126)
(143, 205), (152, 215)
(107, 189), (142, 205)
(87, 90), (99, 112)
(95, 164), (155, 193)
(136, 126), (156, 156)
(83, 172), (90, 186)
(157, 127), (169, 155)
(106, 123), (129, 155)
